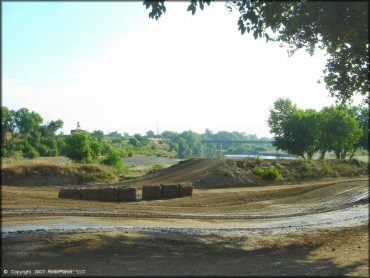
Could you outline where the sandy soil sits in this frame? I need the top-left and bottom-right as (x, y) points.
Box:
(1, 162), (369, 276)
(2, 226), (368, 276)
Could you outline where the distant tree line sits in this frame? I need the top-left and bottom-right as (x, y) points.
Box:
(3, 103), (367, 165)
(268, 98), (368, 159)
(1, 107), (276, 164)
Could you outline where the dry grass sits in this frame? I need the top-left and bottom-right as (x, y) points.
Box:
(1, 158), (117, 186)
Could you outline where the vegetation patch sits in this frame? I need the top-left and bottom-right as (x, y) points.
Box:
(218, 166), (235, 177)
(255, 166), (282, 181)
(194, 158), (368, 189)
(80, 171), (116, 183)
(1, 160), (117, 186)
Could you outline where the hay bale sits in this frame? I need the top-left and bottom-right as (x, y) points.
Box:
(80, 188), (100, 201)
(118, 187), (137, 202)
(142, 185), (161, 200)
(178, 182), (193, 197)
(98, 187), (118, 202)
(160, 184), (179, 199)
(58, 188), (81, 199)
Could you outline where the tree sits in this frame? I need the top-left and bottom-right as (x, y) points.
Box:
(177, 138), (190, 159)
(284, 109), (319, 159)
(128, 136), (140, 147)
(146, 130), (155, 138)
(1, 106), (15, 144)
(13, 108), (43, 135)
(39, 120), (63, 137)
(318, 106), (363, 159)
(91, 130), (105, 142)
(134, 133), (149, 145)
(300, 109), (320, 159)
(101, 146), (123, 170)
(268, 98), (297, 138)
(1, 107), (65, 158)
(64, 131), (102, 163)
(357, 106), (369, 152)
(47, 120), (64, 135)
(347, 105), (369, 156)
(144, 1), (369, 104)
(268, 104), (319, 159)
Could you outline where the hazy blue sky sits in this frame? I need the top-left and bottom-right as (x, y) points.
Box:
(3, 2), (347, 137)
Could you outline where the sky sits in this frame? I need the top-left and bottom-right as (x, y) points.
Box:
(2, 1), (352, 137)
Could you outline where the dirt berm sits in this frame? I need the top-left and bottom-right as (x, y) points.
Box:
(1, 162), (116, 186)
(122, 158), (368, 189)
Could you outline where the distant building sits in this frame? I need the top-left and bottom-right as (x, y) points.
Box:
(70, 122), (86, 134)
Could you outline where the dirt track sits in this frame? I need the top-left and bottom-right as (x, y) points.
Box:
(1, 159), (369, 276)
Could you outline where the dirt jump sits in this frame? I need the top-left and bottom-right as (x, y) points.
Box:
(1, 158), (369, 276)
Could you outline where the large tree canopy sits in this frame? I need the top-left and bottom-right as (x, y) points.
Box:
(144, 1), (369, 104)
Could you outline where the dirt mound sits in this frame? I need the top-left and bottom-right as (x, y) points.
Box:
(1, 162), (117, 186)
(123, 158), (368, 189)
(123, 158), (225, 187)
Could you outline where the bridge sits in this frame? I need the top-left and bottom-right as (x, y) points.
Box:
(201, 140), (273, 144)
(200, 140), (275, 157)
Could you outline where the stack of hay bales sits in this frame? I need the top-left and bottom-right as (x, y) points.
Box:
(98, 187), (118, 202)
(58, 188), (81, 199)
(118, 187), (137, 202)
(160, 184), (179, 198)
(178, 182), (193, 197)
(142, 185), (161, 200)
(58, 182), (193, 202)
(80, 188), (101, 201)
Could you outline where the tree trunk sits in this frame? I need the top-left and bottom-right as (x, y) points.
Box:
(349, 147), (357, 159)
(320, 150), (326, 159)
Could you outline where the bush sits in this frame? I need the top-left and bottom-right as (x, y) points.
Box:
(236, 160), (247, 169)
(255, 166), (265, 177)
(64, 131), (102, 163)
(303, 161), (313, 171)
(255, 166), (282, 181)
(256, 156), (263, 165)
(219, 167), (234, 177)
(101, 147), (123, 170)
(321, 163), (333, 175)
(264, 166), (282, 180)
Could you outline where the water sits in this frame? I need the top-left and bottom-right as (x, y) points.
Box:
(122, 155), (181, 165)
(224, 154), (295, 160)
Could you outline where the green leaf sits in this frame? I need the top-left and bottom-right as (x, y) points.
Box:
(200, 2), (204, 10)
